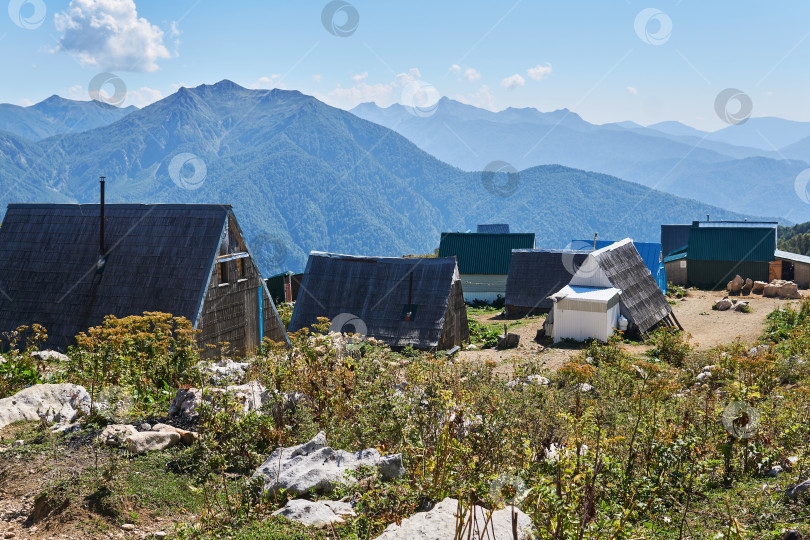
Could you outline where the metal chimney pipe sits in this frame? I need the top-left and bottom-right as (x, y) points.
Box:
(99, 176), (105, 255)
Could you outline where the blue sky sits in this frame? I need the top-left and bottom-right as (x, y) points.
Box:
(2, 0), (809, 131)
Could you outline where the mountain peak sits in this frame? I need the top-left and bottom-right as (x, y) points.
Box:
(34, 95), (70, 108)
(208, 79), (245, 91)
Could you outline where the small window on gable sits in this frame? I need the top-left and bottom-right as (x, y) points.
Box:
(238, 258), (246, 279)
(219, 262), (230, 284)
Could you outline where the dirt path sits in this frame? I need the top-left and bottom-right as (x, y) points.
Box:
(669, 290), (799, 349)
(459, 312), (579, 376)
(459, 289), (802, 374)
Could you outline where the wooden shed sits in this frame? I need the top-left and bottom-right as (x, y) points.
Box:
(774, 249), (810, 288)
(288, 252), (468, 349)
(265, 271), (303, 304)
(0, 203), (288, 356)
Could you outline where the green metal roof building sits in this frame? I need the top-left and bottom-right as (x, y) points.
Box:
(438, 231), (535, 303)
(685, 221), (777, 289)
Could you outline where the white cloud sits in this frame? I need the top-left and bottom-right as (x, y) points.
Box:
(312, 74), (323, 83)
(527, 63), (552, 81)
(454, 84), (495, 110)
(450, 64), (481, 82)
(126, 86), (162, 107)
(395, 67), (421, 87)
(66, 84), (86, 100)
(322, 67), (428, 109)
(327, 82), (396, 107)
(252, 75), (285, 90)
(169, 20), (181, 55)
(463, 68), (481, 82)
(352, 72), (368, 82)
(54, 0), (171, 72)
(19, 98), (34, 107)
(500, 74), (525, 90)
(626, 86), (638, 95)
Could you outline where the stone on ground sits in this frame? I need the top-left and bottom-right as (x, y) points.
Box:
(752, 281), (767, 294)
(714, 298), (732, 311)
(196, 358), (251, 384)
(372, 497), (535, 540)
(168, 383), (308, 420)
(98, 424), (138, 446)
(496, 333), (519, 349)
(125, 431), (181, 454)
(272, 499), (356, 528)
(763, 280), (801, 299)
(742, 278), (753, 295)
(0, 384), (91, 430)
(151, 423), (198, 445)
(786, 478), (810, 500)
(30, 350), (70, 364)
(727, 275), (744, 294)
(253, 431), (405, 495)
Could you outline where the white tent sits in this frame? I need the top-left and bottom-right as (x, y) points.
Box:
(549, 285), (621, 343)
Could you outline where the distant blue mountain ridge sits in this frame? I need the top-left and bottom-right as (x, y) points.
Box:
(0, 81), (781, 274)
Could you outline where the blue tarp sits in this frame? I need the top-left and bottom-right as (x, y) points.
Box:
(572, 239), (667, 294)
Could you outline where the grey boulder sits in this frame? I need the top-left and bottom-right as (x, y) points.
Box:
(0, 383), (91, 430)
(30, 350), (70, 364)
(764, 280), (802, 299)
(196, 358), (251, 384)
(786, 478), (810, 500)
(253, 432), (405, 495)
(373, 497), (535, 540)
(98, 424), (139, 446)
(272, 499), (356, 528)
(168, 383), (308, 420)
(714, 298), (732, 311)
(151, 423), (198, 445)
(125, 431), (181, 454)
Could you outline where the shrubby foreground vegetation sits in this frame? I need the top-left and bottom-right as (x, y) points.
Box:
(1, 305), (809, 539)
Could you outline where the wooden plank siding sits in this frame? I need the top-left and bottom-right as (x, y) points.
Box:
(0, 203), (288, 356)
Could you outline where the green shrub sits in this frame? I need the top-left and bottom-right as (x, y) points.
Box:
(66, 312), (200, 403)
(646, 327), (692, 367)
(0, 324), (48, 398)
(467, 320), (501, 348)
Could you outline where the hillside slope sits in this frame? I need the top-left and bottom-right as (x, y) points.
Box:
(0, 81), (756, 273)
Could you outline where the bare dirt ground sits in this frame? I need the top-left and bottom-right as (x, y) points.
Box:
(459, 289), (803, 376)
(670, 289), (800, 349)
(459, 312), (579, 376)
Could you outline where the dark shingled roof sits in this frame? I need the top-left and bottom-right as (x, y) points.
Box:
(477, 224), (510, 234)
(289, 252), (464, 348)
(505, 249), (589, 312)
(0, 204), (228, 349)
(590, 240), (672, 333)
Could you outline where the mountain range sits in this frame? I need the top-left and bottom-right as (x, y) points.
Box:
(0, 81), (772, 273)
(351, 99), (810, 222)
(0, 96), (137, 141)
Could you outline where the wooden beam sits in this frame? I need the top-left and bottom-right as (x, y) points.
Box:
(670, 311), (684, 331)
